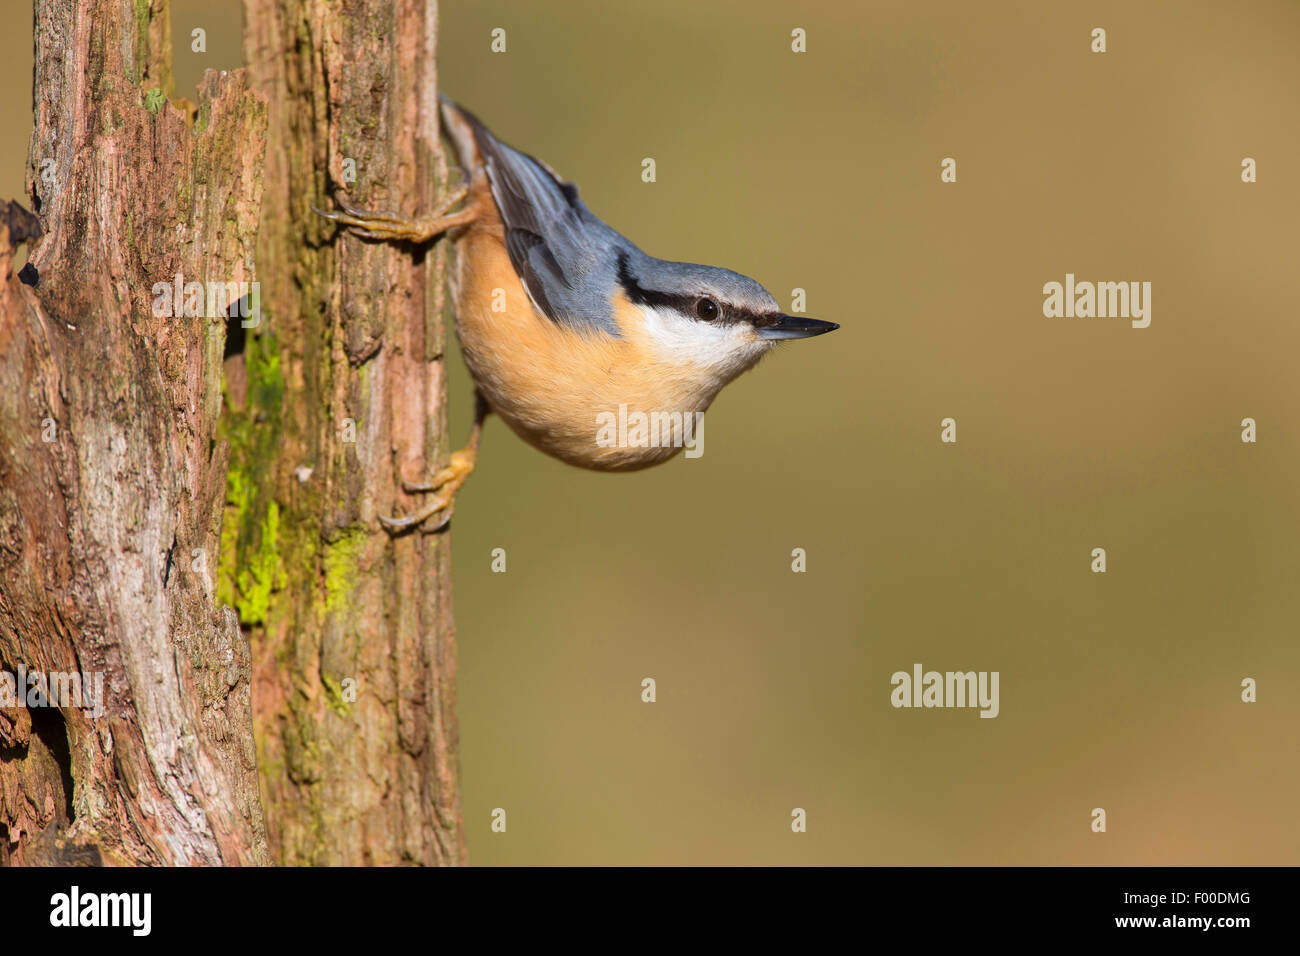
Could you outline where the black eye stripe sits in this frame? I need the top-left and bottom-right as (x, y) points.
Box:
(616, 253), (696, 312)
(616, 253), (773, 325)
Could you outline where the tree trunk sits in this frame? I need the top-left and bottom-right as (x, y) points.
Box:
(238, 0), (464, 866)
(0, 0), (463, 866)
(0, 0), (269, 865)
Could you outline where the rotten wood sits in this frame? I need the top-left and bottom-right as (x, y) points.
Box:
(238, 0), (464, 864)
(1, 0), (461, 867)
(0, 0), (269, 864)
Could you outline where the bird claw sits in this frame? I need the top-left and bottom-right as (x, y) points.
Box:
(333, 190), (402, 222)
(313, 186), (474, 244)
(378, 502), (454, 535)
(379, 454), (477, 535)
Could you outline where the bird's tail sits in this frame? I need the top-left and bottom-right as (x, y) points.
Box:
(438, 95), (487, 180)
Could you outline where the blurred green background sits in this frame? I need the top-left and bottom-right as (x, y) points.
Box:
(4, 0), (1298, 864)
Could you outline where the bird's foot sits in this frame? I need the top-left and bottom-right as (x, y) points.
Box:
(379, 447), (479, 535)
(313, 185), (475, 243)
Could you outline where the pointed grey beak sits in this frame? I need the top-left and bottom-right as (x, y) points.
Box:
(756, 314), (840, 340)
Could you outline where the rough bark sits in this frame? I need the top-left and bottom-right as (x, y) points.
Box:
(237, 0), (464, 864)
(0, 0), (268, 864)
(1, 0), (461, 866)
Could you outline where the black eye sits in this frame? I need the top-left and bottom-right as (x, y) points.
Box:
(695, 297), (720, 320)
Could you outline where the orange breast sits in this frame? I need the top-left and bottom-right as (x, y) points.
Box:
(449, 183), (704, 471)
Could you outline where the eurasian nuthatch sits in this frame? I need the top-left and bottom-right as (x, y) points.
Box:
(317, 98), (838, 532)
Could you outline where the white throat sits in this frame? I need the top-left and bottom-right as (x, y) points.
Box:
(637, 304), (773, 394)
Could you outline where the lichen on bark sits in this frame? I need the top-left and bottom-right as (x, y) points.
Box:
(1, 0), (463, 867)
(239, 0), (465, 865)
(0, 0), (270, 864)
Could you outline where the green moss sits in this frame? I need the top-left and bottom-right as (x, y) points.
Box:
(132, 0), (151, 84)
(250, 338), (282, 408)
(322, 529), (366, 615)
(216, 329), (288, 626)
(143, 87), (166, 113)
(233, 500), (286, 624)
(215, 470), (243, 612)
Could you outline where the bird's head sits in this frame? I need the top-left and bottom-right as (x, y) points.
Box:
(615, 252), (838, 397)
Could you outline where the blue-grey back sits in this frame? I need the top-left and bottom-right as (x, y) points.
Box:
(444, 99), (780, 337)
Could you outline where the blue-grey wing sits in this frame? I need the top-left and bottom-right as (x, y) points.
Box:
(448, 100), (623, 337)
